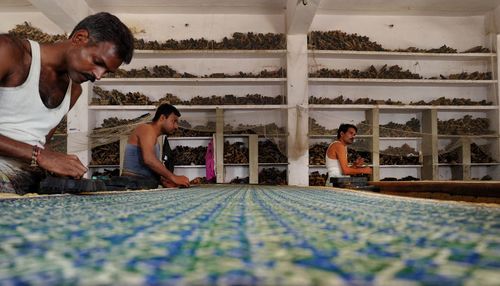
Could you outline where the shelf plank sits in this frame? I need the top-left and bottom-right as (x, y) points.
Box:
(438, 134), (499, 139)
(89, 104), (288, 110)
(168, 137), (213, 140)
(89, 104), (497, 112)
(308, 50), (496, 60)
(88, 165), (120, 168)
(309, 78), (497, 86)
(309, 134), (372, 138)
(174, 165), (206, 168)
(97, 78), (286, 85)
(224, 133), (288, 138)
(438, 163), (500, 166)
(258, 163), (289, 166)
(379, 165), (423, 168)
(134, 49), (287, 58)
(309, 104), (498, 110)
(380, 137), (422, 140)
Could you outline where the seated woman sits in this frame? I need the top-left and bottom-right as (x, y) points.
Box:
(325, 123), (372, 182)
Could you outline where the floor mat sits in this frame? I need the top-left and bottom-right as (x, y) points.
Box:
(0, 185), (499, 285)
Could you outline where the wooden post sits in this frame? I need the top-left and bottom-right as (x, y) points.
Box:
(119, 136), (128, 176)
(460, 137), (472, 180)
(215, 108), (224, 183)
(249, 134), (259, 184)
(422, 109), (438, 180)
(366, 108), (380, 181)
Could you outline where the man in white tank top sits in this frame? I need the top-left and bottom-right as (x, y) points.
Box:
(0, 13), (134, 194)
(325, 123), (372, 182)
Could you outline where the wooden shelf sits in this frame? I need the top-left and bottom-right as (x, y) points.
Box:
(309, 134), (372, 138)
(379, 165), (423, 168)
(89, 104), (287, 110)
(309, 104), (498, 111)
(308, 50), (496, 60)
(134, 49), (287, 58)
(438, 163), (500, 166)
(168, 137), (213, 140)
(438, 134), (499, 139)
(380, 137), (422, 140)
(309, 78), (497, 86)
(97, 78), (286, 85)
(174, 165), (206, 168)
(88, 165), (120, 168)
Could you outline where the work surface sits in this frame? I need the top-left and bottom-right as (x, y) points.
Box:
(1, 185), (499, 285)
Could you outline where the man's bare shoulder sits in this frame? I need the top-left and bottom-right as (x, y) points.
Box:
(135, 123), (155, 136)
(0, 35), (28, 83)
(0, 35), (26, 61)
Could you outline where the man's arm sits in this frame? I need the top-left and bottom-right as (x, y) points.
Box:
(136, 126), (189, 187)
(331, 143), (372, 175)
(0, 134), (87, 178)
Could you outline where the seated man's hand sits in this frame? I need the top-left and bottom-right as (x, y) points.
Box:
(360, 167), (372, 175)
(353, 156), (366, 168)
(37, 149), (87, 179)
(161, 175), (190, 188)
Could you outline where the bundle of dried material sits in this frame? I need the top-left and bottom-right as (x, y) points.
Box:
(259, 168), (287, 185)
(380, 118), (420, 137)
(134, 32), (286, 50)
(309, 171), (327, 186)
(258, 140), (287, 163)
(309, 65), (422, 79)
(224, 141), (249, 164)
(438, 115), (492, 135)
(380, 144), (420, 165)
(92, 86), (153, 105)
(172, 145), (207, 165)
(8, 22), (67, 43)
(308, 30), (385, 51)
(410, 97), (492, 106)
(309, 142), (329, 166)
(91, 142), (120, 165)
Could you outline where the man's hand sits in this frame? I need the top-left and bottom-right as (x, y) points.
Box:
(353, 156), (366, 168)
(161, 175), (190, 188)
(172, 175), (190, 188)
(37, 149), (87, 179)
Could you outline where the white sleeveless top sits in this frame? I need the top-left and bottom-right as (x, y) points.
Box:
(0, 40), (71, 148)
(325, 141), (348, 178)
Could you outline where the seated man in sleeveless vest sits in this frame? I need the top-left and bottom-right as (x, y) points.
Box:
(122, 104), (190, 188)
(325, 123), (372, 181)
(0, 12), (134, 194)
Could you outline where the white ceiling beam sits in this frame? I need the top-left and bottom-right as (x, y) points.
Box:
(28, 0), (94, 33)
(286, 0), (321, 35)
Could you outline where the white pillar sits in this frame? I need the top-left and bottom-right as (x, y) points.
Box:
(287, 34), (309, 186)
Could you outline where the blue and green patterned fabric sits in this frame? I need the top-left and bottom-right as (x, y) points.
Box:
(1, 185), (499, 285)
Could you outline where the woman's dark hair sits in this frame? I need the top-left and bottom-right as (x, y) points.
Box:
(153, 104), (181, 122)
(69, 12), (134, 64)
(337, 123), (357, 139)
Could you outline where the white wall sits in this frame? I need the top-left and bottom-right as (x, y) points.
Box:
(0, 12), (65, 34)
(311, 14), (489, 51)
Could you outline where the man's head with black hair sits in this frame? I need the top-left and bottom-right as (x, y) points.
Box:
(337, 123), (357, 139)
(153, 103), (181, 122)
(70, 12), (134, 64)
(153, 104), (181, 135)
